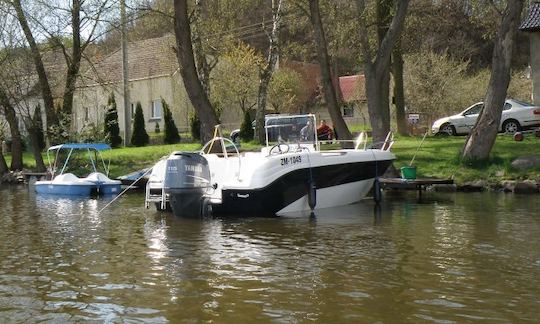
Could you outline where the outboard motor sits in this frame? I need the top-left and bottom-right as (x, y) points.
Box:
(163, 152), (211, 217)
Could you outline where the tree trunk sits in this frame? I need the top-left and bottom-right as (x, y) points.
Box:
(173, 0), (218, 143)
(192, 0), (212, 96)
(0, 89), (23, 171)
(24, 116), (46, 173)
(256, 0), (283, 144)
(309, 0), (352, 141)
(392, 45), (408, 136)
(356, 0), (410, 143)
(364, 65), (391, 144)
(58, 0), (84, 135)
(12, 0), (58, 137)
(461, 0), (524, 161)
(0, 145), (8, 175)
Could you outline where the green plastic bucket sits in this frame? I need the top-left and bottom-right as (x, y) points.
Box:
(400, 166), (417, 180)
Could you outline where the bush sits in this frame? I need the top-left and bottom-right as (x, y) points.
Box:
(130, 102), (149, 146)
(190, 112), (201, 141)
(104, 93), (122, 147)
(163, 99), (180, 144)
(239, 111), (254, 141)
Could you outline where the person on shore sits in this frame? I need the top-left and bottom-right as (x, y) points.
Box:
(317, 119), (333, 141)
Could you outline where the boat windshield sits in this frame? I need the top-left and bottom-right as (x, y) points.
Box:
(264, 114), (317, 147)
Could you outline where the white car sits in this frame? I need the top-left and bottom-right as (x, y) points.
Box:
(432, 99), (540, 135)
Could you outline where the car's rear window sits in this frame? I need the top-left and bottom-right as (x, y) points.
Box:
(512, 99), (534, 107)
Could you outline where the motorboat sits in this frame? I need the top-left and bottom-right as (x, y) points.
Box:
(35, 143), (121, 196)
(146, 114), (395, 217)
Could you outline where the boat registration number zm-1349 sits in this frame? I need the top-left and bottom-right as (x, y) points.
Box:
(280, 155), (302, 166)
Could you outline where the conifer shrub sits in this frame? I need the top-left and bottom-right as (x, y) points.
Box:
(130, 102), (149, 146)
(190, 112), (201, 141)
(33, 104), (46, 151)
(239, 111), (254, 141)
(163, 99), (181, 144)
(104, 93), (122, 147)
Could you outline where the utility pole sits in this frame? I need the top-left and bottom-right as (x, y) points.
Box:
(121, 0), (130, 146)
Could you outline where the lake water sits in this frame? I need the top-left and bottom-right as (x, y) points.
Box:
(1, 185), (539, 323)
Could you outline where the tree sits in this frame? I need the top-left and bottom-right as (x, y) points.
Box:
(355, 0), (410, 143)
(104, 94), (122, 148)
(0, 122), (8, 175)
(255, 0), (283, 144)
(25, 104), (47, 172)
(404, 50), (470, 119)
(162, 99), (181, 144)
(392, 43), (407, 135)
(10, 0), (58, 137)
(308, 0), (352, 141)
(173, 0), (219, 143)
(212, 43), (262, 115)
(0, 88), (23, 171)
(130, 102), (149, 147)
(268, 68), (303, 113)
(9, 0), (112, 141)
(461, 0), (524, 161)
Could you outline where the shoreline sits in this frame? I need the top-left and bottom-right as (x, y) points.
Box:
(3, 169), (539, 194)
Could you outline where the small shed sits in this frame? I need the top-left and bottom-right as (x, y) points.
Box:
(520, 1), (540, 105)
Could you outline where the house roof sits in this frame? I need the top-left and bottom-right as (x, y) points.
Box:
(81, 34), (178, 86)
(520, 2), (540, 32)
(338, 75), (366, 102)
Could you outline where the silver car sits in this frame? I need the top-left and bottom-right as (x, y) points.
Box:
(432, 99), (540, 135)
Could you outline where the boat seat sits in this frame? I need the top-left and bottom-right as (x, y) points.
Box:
(52, 173), (90, 184)
(85, 172), (121, 184)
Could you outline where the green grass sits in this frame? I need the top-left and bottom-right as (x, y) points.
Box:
(392, 134), (540, 183)
(4, 133), (540, 183)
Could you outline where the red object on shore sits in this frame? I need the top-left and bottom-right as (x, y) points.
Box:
(514, 132), (524, 141)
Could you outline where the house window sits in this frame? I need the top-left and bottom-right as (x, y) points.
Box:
(343, 105), (354, 117)
(151, 99), (162, 120)
(131, 103), (135, 117)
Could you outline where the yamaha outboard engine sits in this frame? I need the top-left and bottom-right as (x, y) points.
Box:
(163, 152), (211, 217)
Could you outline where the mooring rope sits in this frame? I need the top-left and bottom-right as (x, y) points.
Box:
(97, 166), (155, 215)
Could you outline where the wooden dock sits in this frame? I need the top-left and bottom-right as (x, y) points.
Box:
(378, 177), (454, 199)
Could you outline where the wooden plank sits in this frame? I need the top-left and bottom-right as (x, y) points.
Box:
(379, 178), (454, 186)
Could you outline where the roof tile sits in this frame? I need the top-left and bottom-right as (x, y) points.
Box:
(520, 2), (540, 32)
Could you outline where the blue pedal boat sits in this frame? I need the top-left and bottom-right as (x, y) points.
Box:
(35, 143), (121, 196)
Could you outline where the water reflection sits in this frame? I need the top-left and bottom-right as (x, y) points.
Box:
(1, 188), (540, 322)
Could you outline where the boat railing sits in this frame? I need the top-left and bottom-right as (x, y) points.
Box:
(201, 126), (242, 181)
(315, 131), (394, 152)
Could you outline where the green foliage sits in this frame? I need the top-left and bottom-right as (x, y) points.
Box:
(268, 68), (303, 113)
(155, 122), (160, 134)
(32, 104), (46, 151)
(104, 93), (122, 147)
(48, 107), (71, 145)
(162, 99), (181, 144)
(130, 102), (149, 147)
(404, 49), (475, 119)
(78, 122), (107, 143)
(189, 112), (201, 141)
(239, 110), (254, 141)
(211, 42), (262, 114)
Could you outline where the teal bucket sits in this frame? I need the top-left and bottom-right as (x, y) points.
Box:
(400, 166), (417, 180)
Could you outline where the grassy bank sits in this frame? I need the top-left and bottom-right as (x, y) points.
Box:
(5, 134), (540, 183)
